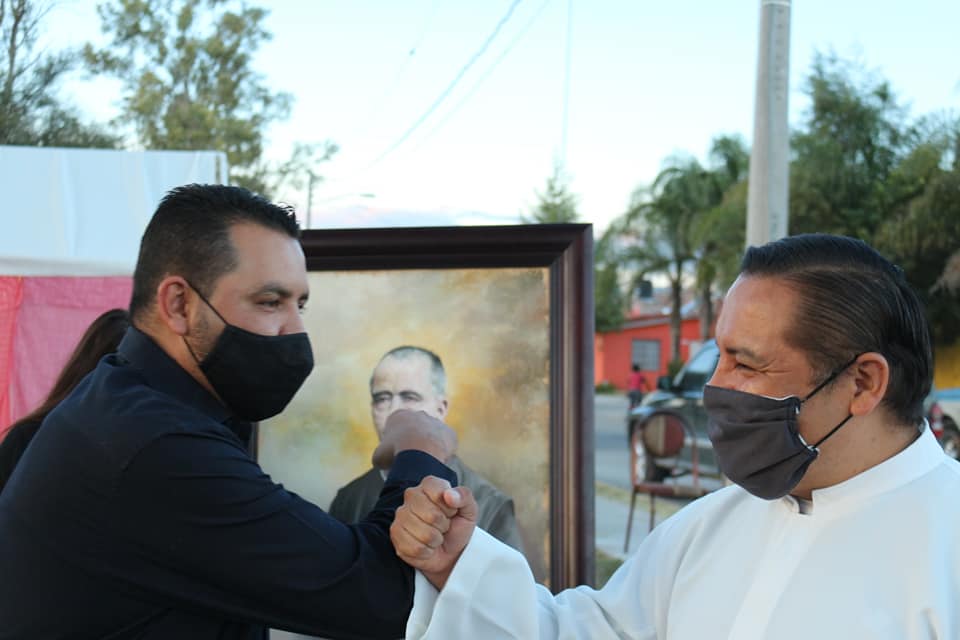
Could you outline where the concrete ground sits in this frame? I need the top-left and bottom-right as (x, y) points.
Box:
(592, 393), (697, 565)
(595, 484), (685, 562)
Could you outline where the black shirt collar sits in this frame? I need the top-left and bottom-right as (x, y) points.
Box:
(116, 326), (235, 427)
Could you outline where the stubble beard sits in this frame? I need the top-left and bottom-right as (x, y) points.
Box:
(185, 308), (219, 366)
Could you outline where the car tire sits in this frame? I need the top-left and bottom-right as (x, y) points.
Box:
(939, 421), (960, 461)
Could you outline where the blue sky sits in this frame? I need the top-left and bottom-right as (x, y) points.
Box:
(46, 1), (960, 232)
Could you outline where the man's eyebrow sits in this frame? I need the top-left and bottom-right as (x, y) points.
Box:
(724, 344), (763, 363)
(253, 283), (309, 301)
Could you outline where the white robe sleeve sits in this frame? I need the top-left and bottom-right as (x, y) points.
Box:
(405, 528), (662, 639)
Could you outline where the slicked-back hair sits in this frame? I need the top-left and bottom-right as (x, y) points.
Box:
(129, 184), (300, 324)
(740, 233), (932, 427)
(372, 346), (447, 396)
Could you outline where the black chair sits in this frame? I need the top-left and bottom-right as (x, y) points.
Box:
(624, 410), (711, 552)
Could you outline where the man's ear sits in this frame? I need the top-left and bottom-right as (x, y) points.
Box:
(849, 352), (890, 418)
(436, 397), (450, 421)
(155, 276), (192, 337)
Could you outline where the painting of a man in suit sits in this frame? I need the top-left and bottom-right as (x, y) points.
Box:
(329, 345), (524, 551)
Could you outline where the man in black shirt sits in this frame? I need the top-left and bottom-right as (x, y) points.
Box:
(0, 184), (457, 639)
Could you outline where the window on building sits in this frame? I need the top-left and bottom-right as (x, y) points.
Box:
(631, 339), (660, 372)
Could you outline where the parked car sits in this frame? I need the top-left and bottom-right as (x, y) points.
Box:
(628, 343), (960, 483)
(627, 340), (720, 482)
(925, 387), (960, 460)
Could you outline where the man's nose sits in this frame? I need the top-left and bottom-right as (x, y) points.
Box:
(706, 367), (727, 388)
(282, 309), (307, 335)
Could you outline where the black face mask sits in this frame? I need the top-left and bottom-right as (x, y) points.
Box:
(703, 356), (859, 500)
(184, 283), (314, 422)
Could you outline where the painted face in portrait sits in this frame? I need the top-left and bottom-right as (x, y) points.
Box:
(370, 352), (449, 440)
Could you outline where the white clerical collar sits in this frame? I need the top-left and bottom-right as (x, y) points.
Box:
(793, 496), (813, 515)
(805, 424), (945, 513)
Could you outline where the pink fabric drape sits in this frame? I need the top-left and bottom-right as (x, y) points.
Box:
(1, 276), (131, 436)
(0, 277), (24, 431)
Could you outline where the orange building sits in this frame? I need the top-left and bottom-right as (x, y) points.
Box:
(594, 315), (706, 391)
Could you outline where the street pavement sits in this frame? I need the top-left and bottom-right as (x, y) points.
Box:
(593, 393), (688, 561)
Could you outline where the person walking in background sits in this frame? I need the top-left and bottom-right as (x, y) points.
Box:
(0, 308), (129, 493)
(627, 363), (648, 408)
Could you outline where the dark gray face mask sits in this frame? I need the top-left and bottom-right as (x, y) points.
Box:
(703, 356), (858, 500)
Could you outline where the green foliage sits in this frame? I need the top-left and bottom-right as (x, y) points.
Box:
(594, 227), (626, 333)
(790, 52), (960, 343)
(594, 262), (625, 333)
(84, 0), (293, 194)
(692, 136), (749, 338)
(874, 159), (960, 343)
(595, 548), (623, 587)
(523, 165), (580, 223)
(274, 140), (339, 205)
(617, 158), (703, 360)
(0, 0), (117, 147)
(604, 52), (958, 351)
(790, 52), (908, 238)
(524, 167), (618, 334)
(594, 381), (619, 394)
(666, 358), (684, 378)
(614, 135), (749, 356)
(694, 180), (747, 292)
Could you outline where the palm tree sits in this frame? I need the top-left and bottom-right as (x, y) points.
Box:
(620, 157), (710, 365)
(616, 136), (750, 361)
(691, 135), (750, 339)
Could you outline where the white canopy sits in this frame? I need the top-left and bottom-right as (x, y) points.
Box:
(0, 145), (227, 276)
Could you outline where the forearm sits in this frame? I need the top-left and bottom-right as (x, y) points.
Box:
(119, 439), (455, 637)
(406, 528), (540, 639)
(406, 529), (657, 640)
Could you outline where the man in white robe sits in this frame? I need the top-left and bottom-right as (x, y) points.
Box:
(391, 233), (960, 639)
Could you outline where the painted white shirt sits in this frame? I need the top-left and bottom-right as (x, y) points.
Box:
(407, 428), (960, 639)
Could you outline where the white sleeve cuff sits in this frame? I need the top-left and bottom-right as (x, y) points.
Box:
(405, 528), (539, 639)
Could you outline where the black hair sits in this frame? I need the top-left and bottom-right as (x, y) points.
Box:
(741, 233), (932, 426)
(129, 184), (300, 323)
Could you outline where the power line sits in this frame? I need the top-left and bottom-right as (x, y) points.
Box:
(366, 0), (526, 168)
(412, 0), (555, 150)
(349, 0), (443, 142)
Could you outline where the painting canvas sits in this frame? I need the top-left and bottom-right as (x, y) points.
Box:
(257, 224), (594, 592)
(260, 266), (552, 580)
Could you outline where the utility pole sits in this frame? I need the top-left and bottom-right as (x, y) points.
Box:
(746, 0), (791, 247)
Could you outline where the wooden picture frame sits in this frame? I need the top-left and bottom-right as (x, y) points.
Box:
(258, 223), (595, 591)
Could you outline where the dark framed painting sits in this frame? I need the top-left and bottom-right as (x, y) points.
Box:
(258, 224), (595, 591)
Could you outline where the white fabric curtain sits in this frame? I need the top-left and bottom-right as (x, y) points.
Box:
(0, 146), (228, 276)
